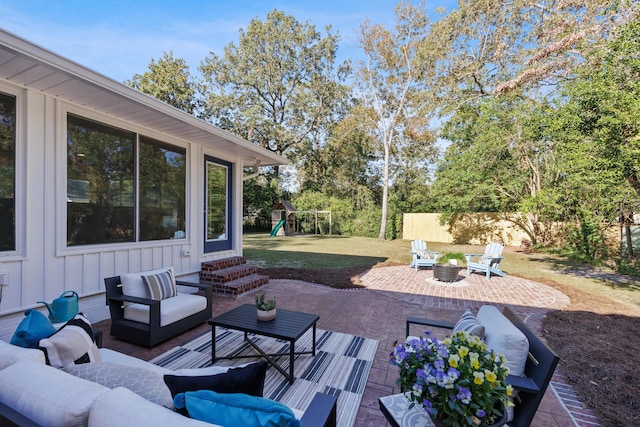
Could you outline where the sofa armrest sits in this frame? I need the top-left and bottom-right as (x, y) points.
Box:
(299, 392), (337, 427)
(406, 316), (455, 337)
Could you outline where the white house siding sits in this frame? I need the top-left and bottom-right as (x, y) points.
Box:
(0, 85), (241, 341)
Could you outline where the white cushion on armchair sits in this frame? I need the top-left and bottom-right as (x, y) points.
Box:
(123, 293), (207, 326)
(477, 305), (529, 376)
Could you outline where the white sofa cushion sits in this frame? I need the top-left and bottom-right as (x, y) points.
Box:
(0, 339), (46, 370)
(0, 360), (109, 427)
(477, 305), (529, 376)
(124, 293), (207, 326)
(120, 266), (175, 299)
(88, 387), (217, 427)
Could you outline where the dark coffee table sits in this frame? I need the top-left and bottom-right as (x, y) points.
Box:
(208, 304), (319, 384)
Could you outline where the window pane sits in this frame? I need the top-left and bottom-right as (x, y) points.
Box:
(207, 161), (227, 240)
(0, 93), (16, 251)
(67, 115), (135, 245)
(139, 137), (186, 241)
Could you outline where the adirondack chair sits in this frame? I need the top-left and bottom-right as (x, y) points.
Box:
(465, 242), (505, 279)
(409, 240), (440, 270)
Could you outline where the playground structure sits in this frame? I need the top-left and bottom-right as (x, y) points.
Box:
(270, 200), (332, 237)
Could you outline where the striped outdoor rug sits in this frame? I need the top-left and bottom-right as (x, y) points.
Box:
(150, 327), (378, 427)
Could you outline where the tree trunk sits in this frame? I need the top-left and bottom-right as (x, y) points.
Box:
(378, 143), (391, 240)
(625, 224), (634, 259)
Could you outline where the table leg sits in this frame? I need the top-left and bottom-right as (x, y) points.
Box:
(211, 325), (217, 363)
(289, 339), (295, 384)
(312, 323), (317, 356)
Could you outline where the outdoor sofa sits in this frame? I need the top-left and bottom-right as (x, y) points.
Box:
(0, 319), (337, 427)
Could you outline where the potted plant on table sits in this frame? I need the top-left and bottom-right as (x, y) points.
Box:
(391, 330), (512, 426)
(433, 252), (466, 282)
(255, 292), (277, 321)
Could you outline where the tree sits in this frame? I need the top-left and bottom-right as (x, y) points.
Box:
(550, 17), (640, 259)
(356, 0), (437, 240)
(199, 9), (351, 177)
(127, 51), (198, 114)
(432, 94), (560, 245)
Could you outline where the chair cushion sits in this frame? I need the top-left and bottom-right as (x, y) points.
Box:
(64, 362), (173, 408)
(10, 309), (56, 348)
(453, 309), (485, 338)
(142, 268), (177, 300)
(123, 293), (207, 326)
(173, 390), (300, 427)
(89, 387), (216, 427)
(120, 267), (175, 299)
(38, 313), (101, 368)
(0, 360), (109, 427)
(477, 305), (529, 376)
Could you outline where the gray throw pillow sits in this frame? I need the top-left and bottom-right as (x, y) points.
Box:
(64, 362), (173, 408)
(453, 309), (486, 338)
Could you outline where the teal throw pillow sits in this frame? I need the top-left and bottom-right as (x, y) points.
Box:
(174, 390), (301, 427)
(10, 309), (57, 348)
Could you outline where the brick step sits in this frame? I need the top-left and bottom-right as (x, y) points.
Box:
(201, 256), (246, 273)
(200, 264), (258, 284)
(210, 274), (270, 296)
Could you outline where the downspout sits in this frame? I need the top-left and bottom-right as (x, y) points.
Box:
(243, 159), (261, 181)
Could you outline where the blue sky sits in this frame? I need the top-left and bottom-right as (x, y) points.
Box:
(1, 0), (433, 83)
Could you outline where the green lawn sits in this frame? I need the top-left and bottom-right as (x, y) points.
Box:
(243, 233), (640, 310)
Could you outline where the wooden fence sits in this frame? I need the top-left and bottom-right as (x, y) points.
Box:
(402, 213), (531, 247)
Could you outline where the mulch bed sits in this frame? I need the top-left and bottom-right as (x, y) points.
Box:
(259, 265), (640, 427)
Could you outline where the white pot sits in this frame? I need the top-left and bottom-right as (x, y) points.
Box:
(257, 308), (276, 321)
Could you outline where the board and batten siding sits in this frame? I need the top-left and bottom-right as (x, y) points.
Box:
(0, 85), (241, 342)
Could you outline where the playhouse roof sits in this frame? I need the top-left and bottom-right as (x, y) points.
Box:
(272, 200), (296, 213)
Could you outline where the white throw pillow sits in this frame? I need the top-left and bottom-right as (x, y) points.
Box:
(0, 339), (46, 370)
(38, 313), (101, 368)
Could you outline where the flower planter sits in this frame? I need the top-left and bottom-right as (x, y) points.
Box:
(433, 264), (462, 282)
(257, 308), (276, 321)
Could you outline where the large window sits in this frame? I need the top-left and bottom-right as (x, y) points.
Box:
(204, 156), (232, 252)
(0, 93), (16, 252)
(139, 137), (186, 241)
(67, 114), (186, 246)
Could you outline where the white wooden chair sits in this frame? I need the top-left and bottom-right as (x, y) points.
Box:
(465, 242), (505, 279)
(409, 240), (439, 270)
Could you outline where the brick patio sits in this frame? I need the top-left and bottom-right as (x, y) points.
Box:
(96, 266), (600, 427)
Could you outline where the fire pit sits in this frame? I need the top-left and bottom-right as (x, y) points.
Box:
(433, 264), (462, 282)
